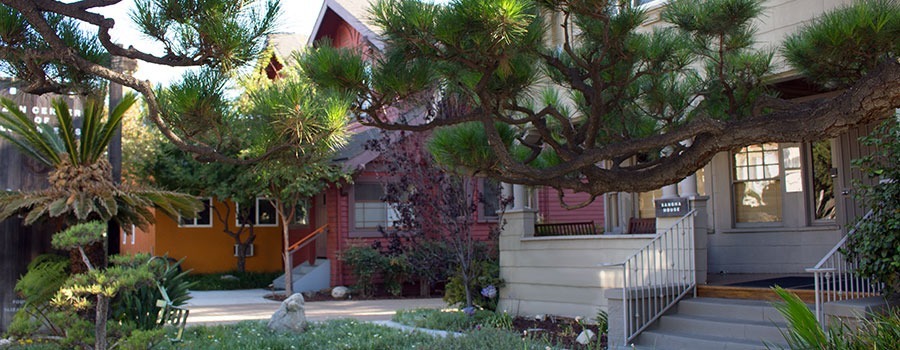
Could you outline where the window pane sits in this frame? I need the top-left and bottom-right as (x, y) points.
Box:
(783, 146), (801, 169)
(482, 179), (501, 218)
(785, 169), (803, 193)
(811, 140), (836, 220)
(355, 202), (386, 229)
(236, 202), (254, 226)
(355, 183), (383, 201)
(734, 180), (782, 223)
(179, 216), (194, 226)
(196, 200), (212, 226)
(257, 199), (277, 225)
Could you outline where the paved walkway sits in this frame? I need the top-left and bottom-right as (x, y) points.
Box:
(184, 289), (446, 325)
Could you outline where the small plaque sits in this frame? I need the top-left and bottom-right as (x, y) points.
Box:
(655, 197), (690, 217)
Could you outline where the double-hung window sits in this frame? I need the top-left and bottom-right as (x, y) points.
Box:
(236, 198), (279, 227)
(353, 183), (400, 230)
(179, 198), (213, 227)
(732, 143), (783, 224)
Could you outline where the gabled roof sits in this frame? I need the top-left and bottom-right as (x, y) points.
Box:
(308, 0), (384, 50)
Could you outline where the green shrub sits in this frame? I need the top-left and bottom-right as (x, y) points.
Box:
(341, 244), (387, 297)
(444, 255), (503, 311)
(771, 286), (900, 350)
(184, 271), (282, 290)
(847, 117), (900, 297)
(405, 239), (455, 292)
(383, 254), (410, 296)
(112, 255), (194, 330)
(7, 254), (69, 338)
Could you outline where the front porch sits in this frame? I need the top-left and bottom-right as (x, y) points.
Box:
(497, 192), (885, 349)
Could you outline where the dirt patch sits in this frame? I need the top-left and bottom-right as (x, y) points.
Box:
(512, 316), (606, 349)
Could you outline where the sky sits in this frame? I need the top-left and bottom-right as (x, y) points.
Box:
(94, 0), (327, 85)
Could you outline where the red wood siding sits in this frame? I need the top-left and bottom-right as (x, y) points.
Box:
(538, 187), (605, 227)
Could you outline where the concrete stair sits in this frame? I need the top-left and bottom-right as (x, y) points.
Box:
(630, 297), (794, 350)
(271, 258), (330, 293)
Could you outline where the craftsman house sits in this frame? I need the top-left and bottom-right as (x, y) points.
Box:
(122, 0), (607, 292)
(490, 1), (892, 349)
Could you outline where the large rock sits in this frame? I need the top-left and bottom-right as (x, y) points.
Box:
(267, 293), (308, 333)
(331, 286), (349, 299)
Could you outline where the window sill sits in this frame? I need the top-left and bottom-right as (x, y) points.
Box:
(348, 230), (385, 239)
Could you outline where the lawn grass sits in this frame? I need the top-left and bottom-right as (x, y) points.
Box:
(5, 319), (559, 350)
(392, 308), (498, 332)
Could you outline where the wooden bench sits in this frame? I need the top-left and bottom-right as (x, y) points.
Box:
(156, 284), (189, 342)
(534, 221), (597, 237)
(628, 218), (656, 234)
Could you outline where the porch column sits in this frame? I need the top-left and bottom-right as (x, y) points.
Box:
(513, 184), (527, 210)
(679, 174), (698, 198)
(690, 196), (709, 285)
(679, 139), (699, 198)
(501, 182), (514, 210)
(661, 146), (679, 199)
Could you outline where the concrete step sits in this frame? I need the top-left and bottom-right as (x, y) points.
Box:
(654, 314), (788, 346)
(634, 329), (780, 350)
(675, 297), (791, 324)
(272, 259), (331, 292)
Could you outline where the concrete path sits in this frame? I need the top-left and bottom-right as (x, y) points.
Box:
(184, 289), (446, 325)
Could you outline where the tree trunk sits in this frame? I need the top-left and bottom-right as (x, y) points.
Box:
(234, 237), (246, 273)
(283, 221), (293, 297)
(94, 294), (108, 350)
(419, 278), (430, 297)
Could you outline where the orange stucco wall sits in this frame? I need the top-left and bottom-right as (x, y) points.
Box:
(152, 199), (283, 274)
(120, 218), (155, 256)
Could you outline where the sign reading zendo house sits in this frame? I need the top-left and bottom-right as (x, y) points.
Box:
(0, 80), (85, 332)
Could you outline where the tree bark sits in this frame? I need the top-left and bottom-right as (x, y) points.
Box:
(94, 294), (108, 350)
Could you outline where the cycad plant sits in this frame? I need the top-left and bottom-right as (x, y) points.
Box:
(0, 93), (202, 228)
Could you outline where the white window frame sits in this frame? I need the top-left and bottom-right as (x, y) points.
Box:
(178, 198), (213, 228)
(235, 198), (280, 227)
(731, 143), (785, 227)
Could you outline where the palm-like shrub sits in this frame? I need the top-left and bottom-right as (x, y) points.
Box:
(0, 93), (202, 227)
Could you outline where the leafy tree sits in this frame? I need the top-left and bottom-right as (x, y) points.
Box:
(240, 67), (349, 296)
(147, 141), (265, 273)
(301, 0), (900, 205)
(50, 221), (156, 350)
(0, 0), (284, 164)
(367, 131), (506, 308)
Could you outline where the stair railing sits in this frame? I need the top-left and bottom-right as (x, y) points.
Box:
(606, 210), (697, 344)
(806, 210), (882, 325)
(287, 224), (329, 271)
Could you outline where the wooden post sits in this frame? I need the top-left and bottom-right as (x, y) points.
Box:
(107, 57), (137, 256)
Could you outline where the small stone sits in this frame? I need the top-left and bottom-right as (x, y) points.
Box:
(576, 329), (596, 345)
(220, 274), (239, 281)
(267, 293), (308, 333)
(534, 314), (546, 321)
(331, 286), (349, 299)
(0, 338), (12, 347)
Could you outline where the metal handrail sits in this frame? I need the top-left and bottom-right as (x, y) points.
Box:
(286, 224), (329, 276)
(288, 224), (329, 254)
(805, 210), (882, 324)
(617, 210), (697, 344)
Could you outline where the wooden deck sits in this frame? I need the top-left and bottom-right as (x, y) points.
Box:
(697, 285), (817, 303)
